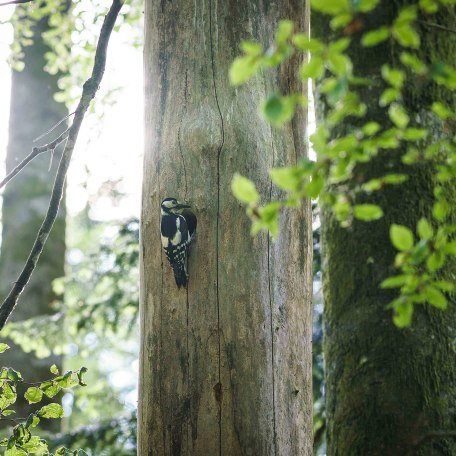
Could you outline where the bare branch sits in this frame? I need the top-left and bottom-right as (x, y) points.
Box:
(0, 0), (124, 330)
(33, 110), (75, 143)
(418, 20), (456, 34)
(0, 129), (69, 189)
(0, 0), (32, 6)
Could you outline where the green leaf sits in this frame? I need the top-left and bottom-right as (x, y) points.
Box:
(269, 167), (301, 191)
(259, 202), (281, 237)
(393, 23), (420, 48)
(231, 174), (259, 204)
(361, 27), (389, 47)
(0, 343), (10, 354)
(229, 55), (260, 86)
(0, 383), (17, 410)
(240, 41), (262, 56)
(433, 200), (449, 221)
(37, 403), (64, 419)
(389, 104), (409, 128)
(426, 252), (445, 272)
(381, 65), (405, 88)
(434, 280), (454, 292)
(424, 285), (447, 309)
(353, 204), (384, 221)
(24, 387), (43, 404)
(311, 0), (350, 15)
(328, 53), (352, 76)
(390, 224), (414, 251)
(400, 52), (427, 75)
(362, 122), (381, 136)
(2, 410), (15, 416)
(77, 367), (88, 387)
(444, 241), (456, 255)
(402, 128), (428, 141)
(380, 275), (409, 288)
(275, 20), (294, 44)
(417, 218), (433, 240)
(300, 56), (324, 80)
(393, 300), (413, 328)
(419, 0), (439, 13)
(50, 364), (59, 375)
(431, 101), (453, 120)
(379, 88), (400, 106)
(383, 174), (408, 185)
(261, 94), (298, 125)
(305, 174), (324, 198)
(358, 0), (380, 12)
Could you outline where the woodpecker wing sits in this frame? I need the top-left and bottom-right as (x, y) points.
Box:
(161, 214), (190, 288)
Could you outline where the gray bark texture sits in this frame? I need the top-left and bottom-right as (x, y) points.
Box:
(0, 14), (66, 425)
(318, 2), (456, 455)
(139, 1), (313, 455)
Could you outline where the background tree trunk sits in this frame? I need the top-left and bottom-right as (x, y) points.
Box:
(318, 2), (456, 455)
(0, 12), (66, 426)
(139, 1), (312, 454)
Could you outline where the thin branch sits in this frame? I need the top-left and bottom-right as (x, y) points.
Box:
(0, 129), (69, 190)
(0, 0), (124, 330)
(33, 111), (75, 143)
(0, 0), (32, 6)
(418, 20), (456, 34)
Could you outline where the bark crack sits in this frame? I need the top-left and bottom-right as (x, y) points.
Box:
(209, 0), (225, 454)
(178, 69), (189, 199)
(267, 138), (277, 455)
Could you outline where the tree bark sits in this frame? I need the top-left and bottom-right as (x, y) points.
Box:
(139, 1), (312, 454)
(0, 12), (66, 427)
(318, 3), (456, 455)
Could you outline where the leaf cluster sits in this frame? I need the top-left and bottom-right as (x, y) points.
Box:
(230, 0), (456, 326)
(0, 345), (87, 455)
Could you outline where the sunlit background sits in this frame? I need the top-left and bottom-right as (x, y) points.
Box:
(0, 2), (143, 423)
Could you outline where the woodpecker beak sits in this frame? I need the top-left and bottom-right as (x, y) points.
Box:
(175, 203), (191, 209)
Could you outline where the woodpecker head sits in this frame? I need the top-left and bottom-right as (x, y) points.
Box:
(161, 197), (191, 215)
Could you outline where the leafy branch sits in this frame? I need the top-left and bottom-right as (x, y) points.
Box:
(230, 0), (456, 327)
(0, 0), (125, 330)
(0, 344), (88, 455)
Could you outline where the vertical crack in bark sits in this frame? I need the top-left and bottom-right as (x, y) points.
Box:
(178, 69), (189, 199)
(209, 0), (225, 454)
(267, 137), (277, 455)
(262, 64), (278, 452)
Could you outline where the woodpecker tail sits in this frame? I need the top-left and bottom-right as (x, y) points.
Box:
(172, 262), (188, 288)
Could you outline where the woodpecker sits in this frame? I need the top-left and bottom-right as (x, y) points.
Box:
(160, 197), (197, 288)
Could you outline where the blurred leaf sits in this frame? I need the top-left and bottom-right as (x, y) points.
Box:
(353, 204), (384, 221)
(231, 174), (260, 204)
(390, 224), (414, 251)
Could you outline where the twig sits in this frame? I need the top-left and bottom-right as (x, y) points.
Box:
(33, 111), (75, 143)
(0, 0), (124, 330)
(0, 129), (69, 190)
(418, 20), (456, 34)
(0, 0), (32, 6)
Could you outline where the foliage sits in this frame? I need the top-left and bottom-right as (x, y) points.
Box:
(230, 0), (456, 327)
(6, 0), (143, 108)
(49, 413), (136, 456)
(0, 344), (86, 455)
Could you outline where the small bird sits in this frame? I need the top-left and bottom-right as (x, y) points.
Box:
(160, 197), (197, 288)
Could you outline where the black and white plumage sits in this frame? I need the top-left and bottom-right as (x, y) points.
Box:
(160, 197), (197, 288)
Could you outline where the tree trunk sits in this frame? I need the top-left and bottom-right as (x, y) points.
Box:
(0, 13), (66, 426)
(318, 3), (456, 455)
(139, 1), (312, 454)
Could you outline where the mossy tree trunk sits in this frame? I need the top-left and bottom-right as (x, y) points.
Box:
(139, 1), (313, 454)
(0, 14), (66, 425)
(318, 2), (456, 455)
